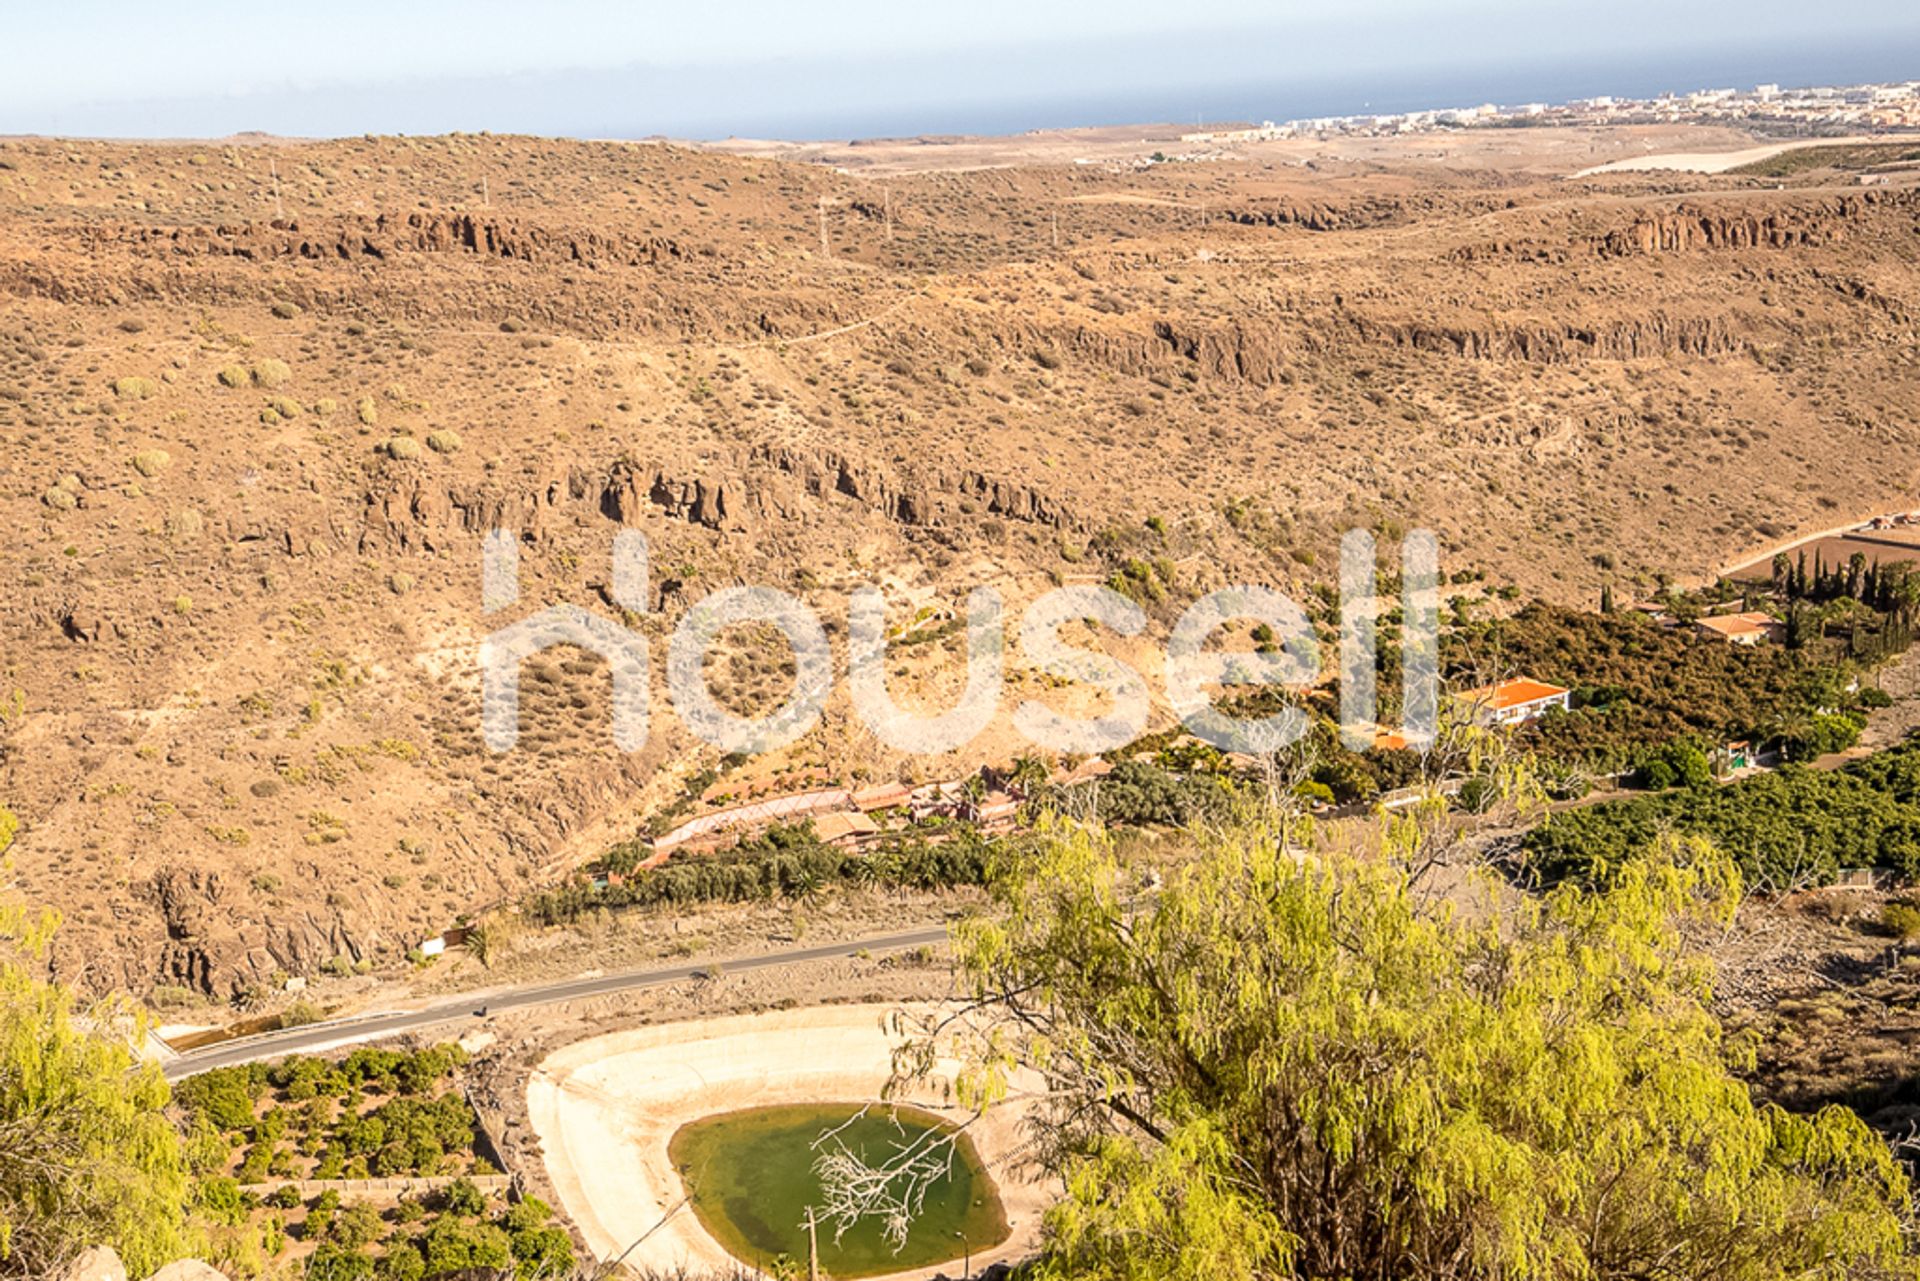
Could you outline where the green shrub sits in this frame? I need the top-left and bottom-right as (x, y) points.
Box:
(112, 376), (157, 400)
(376, 1246), (424, 1281)
(1636, 740), (1713, 790)
(1525, 741), (1920, 888)
(147, 983), (198, 1010)
(1884, 899), (1920, 940)
(439, 1178), (487, 1217)
(217, 365), (250, 388)
(530, 824), (995, 927)
(382, 436), (421, 461)
(279, 1000), (323, 1029)
(425, 428), (462, 454)
(252, 359), (292, 388)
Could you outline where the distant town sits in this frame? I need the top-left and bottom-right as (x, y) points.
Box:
(1181, 77), (1920, 146)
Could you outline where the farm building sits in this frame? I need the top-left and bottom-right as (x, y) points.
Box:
(1694, 611), (1785, 645)
(1459, 678), (1572, 726)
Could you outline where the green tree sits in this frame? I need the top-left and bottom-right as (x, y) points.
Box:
(329, 1202), (383, 1250)
(0, 905), (192, 1277)
(418, 1216), (510, 1274)
(307, 1244), (374, 1281)
(438, 1178), (487, 1218)
(375, 1244), (424, 1281)
(508, 1224), (575, 1277)
(879, 813), (1913, 1281)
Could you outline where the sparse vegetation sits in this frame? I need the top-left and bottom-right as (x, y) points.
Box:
(129, 448), (171, 477)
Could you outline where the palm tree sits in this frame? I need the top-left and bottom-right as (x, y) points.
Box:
(1009, 754), (1051, 799)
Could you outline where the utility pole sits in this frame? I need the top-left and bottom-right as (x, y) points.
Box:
(805, 1206), (821, 1281)
(884, 184), (894, 241)
(482, 174), (490, 208)
(818, 195), (831, 258)
(1051, 206), (1058, 250)
(269, 157), (283, 218)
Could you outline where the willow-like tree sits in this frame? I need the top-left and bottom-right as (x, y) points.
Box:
(0, 808), (193, 1278)
(879, 799), (1917, 1281)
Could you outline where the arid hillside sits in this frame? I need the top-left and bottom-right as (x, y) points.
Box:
(2, 130), (1918, 1001)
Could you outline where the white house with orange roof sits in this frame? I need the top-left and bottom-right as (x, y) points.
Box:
(1459, 677), (1572, 727)
(1694, 611), (1785, 646)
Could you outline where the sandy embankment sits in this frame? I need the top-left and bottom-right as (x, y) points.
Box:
(526, 1004), (1051, 1280)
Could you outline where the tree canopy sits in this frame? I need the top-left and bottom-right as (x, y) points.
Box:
(893, 808), (1916, 1280)
(0, 905), (192, 1277)
(1523, 739), (1920, 889)
(1447, 603), (1873, 771)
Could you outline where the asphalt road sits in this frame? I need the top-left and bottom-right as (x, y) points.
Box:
(161, 924), (951, 1080)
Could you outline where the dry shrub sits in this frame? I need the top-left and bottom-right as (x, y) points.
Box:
(129, 449), (171, 477)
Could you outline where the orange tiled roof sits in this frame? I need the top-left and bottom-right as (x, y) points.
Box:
(1696, 611), (1779, 638)
(1461, 677), (1571, 710)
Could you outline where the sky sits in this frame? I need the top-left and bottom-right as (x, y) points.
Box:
(4, 1), (1919, 140)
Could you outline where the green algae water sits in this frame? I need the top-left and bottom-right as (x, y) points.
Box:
(669, 1102), (1011, 1277)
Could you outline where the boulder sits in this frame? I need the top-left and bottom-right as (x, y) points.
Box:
(59, 1246), (128, 1281)
(146, 1262), (230, 1281)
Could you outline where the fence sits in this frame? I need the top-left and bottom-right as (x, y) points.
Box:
(237, 1174), (513, 1201)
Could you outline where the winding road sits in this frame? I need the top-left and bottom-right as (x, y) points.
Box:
(161, 924), (951, 1080)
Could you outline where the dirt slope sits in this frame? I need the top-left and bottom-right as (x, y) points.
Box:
(2, 130), (1918, 1000)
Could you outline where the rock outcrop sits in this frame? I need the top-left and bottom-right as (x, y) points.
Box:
(59, 1247), (129, 1281)
(147, 865), (373, 1000)
(359, 446), (1077, 554)
(58, 1249), (229, 1281)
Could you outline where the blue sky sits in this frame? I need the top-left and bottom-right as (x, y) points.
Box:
(5, 1), (1918, 139)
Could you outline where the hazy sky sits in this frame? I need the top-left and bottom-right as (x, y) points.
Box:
(6, 0), (1919, 140)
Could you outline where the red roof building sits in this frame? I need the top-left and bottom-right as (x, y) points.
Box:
(1694, 611), (1785, 646)
(1459, 678), (1572, 727)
